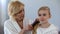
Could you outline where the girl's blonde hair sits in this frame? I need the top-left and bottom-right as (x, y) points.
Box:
(32, 24), (39, 34)
(8, 1), (24, 17)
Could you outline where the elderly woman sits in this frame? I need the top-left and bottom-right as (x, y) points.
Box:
(4, 1), (33, 34)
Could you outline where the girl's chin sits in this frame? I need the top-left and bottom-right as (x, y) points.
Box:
(39, 21), (46, 24)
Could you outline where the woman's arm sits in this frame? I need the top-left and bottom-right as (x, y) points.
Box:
(4, 24), (26, 34)
(4, 21), (24, 34)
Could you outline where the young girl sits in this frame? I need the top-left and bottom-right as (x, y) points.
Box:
(32, 6), (58, 34)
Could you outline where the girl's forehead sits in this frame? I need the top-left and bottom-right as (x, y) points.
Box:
(39, 10), (49, 14)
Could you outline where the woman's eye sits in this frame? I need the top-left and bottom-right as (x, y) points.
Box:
(43, 14), (46, 16)
(19, 9), (24, 13)
(23, 9), (24, 11)
(19, 10), (22, 13)
(39, 14), (41, 16)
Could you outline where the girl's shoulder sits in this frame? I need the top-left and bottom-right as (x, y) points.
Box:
(49, 24), (58, 31)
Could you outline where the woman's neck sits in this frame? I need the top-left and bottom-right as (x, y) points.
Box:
(40, 21), (50, 28)
(16, 19), (23, 29)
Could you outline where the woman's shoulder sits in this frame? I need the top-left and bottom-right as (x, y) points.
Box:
(4, 19), (13, 27)
(4, 19), (11, 24)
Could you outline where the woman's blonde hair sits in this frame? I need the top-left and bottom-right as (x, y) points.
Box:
(8, 1), (24, 17)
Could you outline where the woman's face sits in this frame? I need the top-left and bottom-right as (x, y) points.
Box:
(14, 6), (24, 21)
(38, 10), (50, 24)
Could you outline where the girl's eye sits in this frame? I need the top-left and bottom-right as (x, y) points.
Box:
(43, 14), (46, 16)
(39, 14), (41, 16)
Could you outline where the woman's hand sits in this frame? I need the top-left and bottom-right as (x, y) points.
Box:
(27, 25), (33, 30)
(19, 29), (25, 34)
(19, 24), (33, 34)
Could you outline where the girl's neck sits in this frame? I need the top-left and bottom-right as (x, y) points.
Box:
(40, 21), (50, 28)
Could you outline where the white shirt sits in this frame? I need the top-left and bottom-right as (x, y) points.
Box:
(4, 18), (32, 34)
(37, 24), (58, 34)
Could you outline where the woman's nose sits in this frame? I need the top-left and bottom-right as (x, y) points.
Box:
(21, 11), (24, 15)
